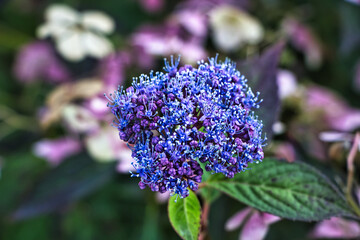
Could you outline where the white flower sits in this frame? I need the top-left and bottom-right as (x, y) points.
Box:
(61, 104), (99, 133)
(84, 127), (132, 164)
(37, 4), (115, 61)
(209, 5), (264, 52)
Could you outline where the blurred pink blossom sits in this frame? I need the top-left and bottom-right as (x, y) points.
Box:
(131, 10), (207, 63)
(33, 137), (81, 165)
(225, 208), (252, 231)
(13, 41), (70, 83)
(155, 191), (171, 203)
(174, 10), (207, 38)
(101, 51), (131, 90)
(85, 96), (109, 120)
(310, 217), (360, 239)
(116, 147), (134, 173)
(274, 142), (296, 162)
(276, 70), (297, 99)
(225, 208), (280, 240)
(131, 46), (156, 70)
(178, 0), (250, 13)
(319, 131), (354, 143)
(139, 0), (164, 13)
(307, 86), (360, 131)
(283, 18), (322, 69)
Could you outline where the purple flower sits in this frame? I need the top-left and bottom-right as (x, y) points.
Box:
(33, 137), (81, 165)
(13, 41), (70, 84)
(107, 56), (265, 198)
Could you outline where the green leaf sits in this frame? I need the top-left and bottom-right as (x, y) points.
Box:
(168, 191), (201, 240)
(11, 154), (116, 220)
(205, 158), (356, 221)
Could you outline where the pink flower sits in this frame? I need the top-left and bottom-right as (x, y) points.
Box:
(274, 142), (296, 162)
(225, 208), (281, 240)
(13, 41), (70, 84)
(282, 18), (322, 69)
(131, 10), (207, 63)
(116, 147), (134, 173)
(307, 86), (360, 131)
(155, 192), (171, 203)
(85, 96), (109, 120)
(276, 70), (297, 99)
(100, 51), (131, 90)
(139, 0), (164, 13)
(174, 10), (208, 38)
(178, 0), (250, 13)
(33, 137), (81, 165)
(310, 217), (360, 239)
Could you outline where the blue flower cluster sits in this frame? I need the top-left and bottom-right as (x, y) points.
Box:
(107, 56), (265, 198)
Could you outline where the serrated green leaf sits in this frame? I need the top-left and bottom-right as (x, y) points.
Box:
(205, 158), (356, 221)
(168, 191), (201, 240)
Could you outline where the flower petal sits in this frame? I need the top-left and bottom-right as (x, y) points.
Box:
(61, 104), (99, 133)
(56, 31), (85, 61)
(209, 6), (263, 51)
(85, 129), (117, 162)
(225, 208), (252, 231)
(45, 4), (78, 25)
(37, 23), (69, 39)
(116, 148), (134, 173)
(262, 213), (281, 225)
(82, 32), (113, 59)
(277, 70), (298, 99)
(240, 212), (269, 240)
(33, 137), (81, 165)
(310, 217), (360, 238)
(81, 11), (115, 34)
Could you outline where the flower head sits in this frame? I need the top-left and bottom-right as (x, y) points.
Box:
(107, 56), (265, 198)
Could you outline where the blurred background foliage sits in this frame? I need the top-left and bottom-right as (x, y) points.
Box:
(0, 0), (360, 239)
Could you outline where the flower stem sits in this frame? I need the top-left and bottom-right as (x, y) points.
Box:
(346, 132), (360, 217)
(199, 200), (210, 240)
